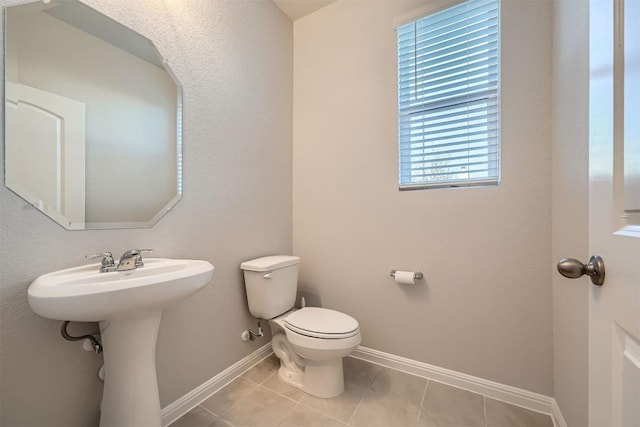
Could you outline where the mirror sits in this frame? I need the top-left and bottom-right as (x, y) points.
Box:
(4, 0), (182, 230)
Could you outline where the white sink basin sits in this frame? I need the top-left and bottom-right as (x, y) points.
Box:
(27, 258), (214, 427)
(28, 258), (213, 321)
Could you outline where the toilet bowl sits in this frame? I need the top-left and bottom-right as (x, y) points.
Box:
(240, 256), (361, 398)
(270, 307), (361, 398)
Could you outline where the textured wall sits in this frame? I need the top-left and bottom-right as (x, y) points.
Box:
(292, 0), (554, 395)
(551, 0), (589, 424)
(0, 0), (292, 425)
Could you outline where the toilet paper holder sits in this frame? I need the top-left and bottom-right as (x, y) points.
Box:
(390, 270), (423, 280)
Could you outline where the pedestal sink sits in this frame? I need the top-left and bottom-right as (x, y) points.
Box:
(28, 258), (214, 427)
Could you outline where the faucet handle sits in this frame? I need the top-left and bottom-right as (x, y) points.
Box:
(86, 252), (116, 272)
(135, 249), (153, 267)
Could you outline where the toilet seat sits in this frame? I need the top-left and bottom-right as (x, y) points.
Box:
(284, 307), (359, 339)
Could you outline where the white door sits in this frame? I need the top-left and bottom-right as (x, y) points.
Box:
(588, 0), (640, 425)
(6, 82), (86, 229)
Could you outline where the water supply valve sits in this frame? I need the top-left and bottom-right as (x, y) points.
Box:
(241, 321), (264, 342)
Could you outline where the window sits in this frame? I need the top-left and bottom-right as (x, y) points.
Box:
(397, 0), (500, 189)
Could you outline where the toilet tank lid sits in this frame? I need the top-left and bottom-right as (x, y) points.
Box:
(240, 255), (300, 272)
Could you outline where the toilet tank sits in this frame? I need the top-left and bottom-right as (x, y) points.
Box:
(240, 256), (300, 319)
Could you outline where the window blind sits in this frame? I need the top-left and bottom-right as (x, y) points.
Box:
(397, 0), (500, 189)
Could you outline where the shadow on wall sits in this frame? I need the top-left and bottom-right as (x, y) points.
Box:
(300, 276), (430, 307)
(396, 277), (430, 299)
(297, 284), (323, 308)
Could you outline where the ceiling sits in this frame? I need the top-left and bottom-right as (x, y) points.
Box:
(272, 0), (337, 21)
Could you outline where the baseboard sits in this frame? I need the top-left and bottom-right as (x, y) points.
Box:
(550, 398), (568, 427)
(351, 346), (567, 427)
(161, 343), (567, 427)
(161, 343), (272, 427)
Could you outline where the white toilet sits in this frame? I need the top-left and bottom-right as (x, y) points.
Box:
(241, 255), (361, 398)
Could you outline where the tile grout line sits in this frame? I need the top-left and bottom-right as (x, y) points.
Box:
(295, 379), (368, 425)
(274, 402), (301, 427)
(196, 404), (219, 419)
(417, 379), (430, 424)
(295, 401), (350, 426)
(344, 363), (383, 426)
(262, 370), (277, 384)
(272, 398), (298, 427)
(345, 391), (367, 426)
(257, 382), (303, 405)
(369, 365), (384, 388)
(483, 395), (488, 427)
(257, 365), (350, 425)
(295, 399), (351, 425)
(256, 361), (357, 426)
(213, 377), (260, 422)
(240, 357), (279, 386)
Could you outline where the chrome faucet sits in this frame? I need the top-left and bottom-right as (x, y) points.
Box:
(117, 249), (153, 271)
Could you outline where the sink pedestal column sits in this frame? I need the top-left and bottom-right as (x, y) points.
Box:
(99, 312), (163, 427)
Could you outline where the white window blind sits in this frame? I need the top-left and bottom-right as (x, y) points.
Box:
(397, 0), (500, 189)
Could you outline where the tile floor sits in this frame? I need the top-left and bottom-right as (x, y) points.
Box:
(170, 355), (555, 427)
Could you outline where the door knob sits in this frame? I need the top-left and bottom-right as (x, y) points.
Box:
(557, 255), (605, 286)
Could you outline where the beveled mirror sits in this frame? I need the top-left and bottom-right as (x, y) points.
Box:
(4, 0), (182, 230)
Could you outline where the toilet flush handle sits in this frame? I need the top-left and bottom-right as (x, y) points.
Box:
(263, 272), (272, 279)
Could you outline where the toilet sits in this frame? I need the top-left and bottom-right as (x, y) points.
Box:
(240, 255), (361, 398)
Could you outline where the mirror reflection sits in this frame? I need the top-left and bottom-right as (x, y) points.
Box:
(5, 0), (182, 230)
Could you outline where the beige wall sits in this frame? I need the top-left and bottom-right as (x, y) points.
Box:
(0, 0), (292, 425)
(551, 0), (589, 425)
(0, 0), (592, 424)
(292, 0), (554, 395)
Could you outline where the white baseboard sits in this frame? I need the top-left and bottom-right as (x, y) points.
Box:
(351, 346), (567, 427)
(161, 344), (567, 427)
(161, 343), (272, 427)
(550, 399), (568, 427)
